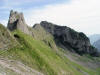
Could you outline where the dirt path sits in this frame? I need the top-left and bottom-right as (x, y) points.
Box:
(0, 58), (44, 75)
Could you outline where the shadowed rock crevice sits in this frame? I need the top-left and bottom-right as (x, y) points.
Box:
(14, 34), (20, 39)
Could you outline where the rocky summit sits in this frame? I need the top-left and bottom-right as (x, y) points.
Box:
(40, 21), (99, 56)
(7, 10), (30, 34)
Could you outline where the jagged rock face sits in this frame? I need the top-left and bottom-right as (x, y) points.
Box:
(7, 10), (30, 34)
(40, 21), (99, 56)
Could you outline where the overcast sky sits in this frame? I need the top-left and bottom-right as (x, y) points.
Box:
(0, 0), (100, 35)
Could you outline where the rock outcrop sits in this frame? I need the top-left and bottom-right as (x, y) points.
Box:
(7, 10), (30, 34)
(40, 21), (99, 56)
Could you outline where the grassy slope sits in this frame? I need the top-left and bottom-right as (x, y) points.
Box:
(0, 24), (17, 50)
(31, 24), (58, 51)
(0, 30), (100, 75)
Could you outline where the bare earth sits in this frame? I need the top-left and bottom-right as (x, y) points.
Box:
(0, 58), (44, 75)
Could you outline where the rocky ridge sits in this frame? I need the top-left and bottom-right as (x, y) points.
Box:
(40, 21), (99, 56)
(7, 10), (100, 57)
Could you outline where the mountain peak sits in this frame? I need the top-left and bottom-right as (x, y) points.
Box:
(7, 10), (30, 34)
(40, 21), (60, 27)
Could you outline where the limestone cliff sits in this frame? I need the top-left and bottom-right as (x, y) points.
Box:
(7, 10), (30, 34)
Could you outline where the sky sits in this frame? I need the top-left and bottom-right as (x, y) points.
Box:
(0, 0), (100, 35)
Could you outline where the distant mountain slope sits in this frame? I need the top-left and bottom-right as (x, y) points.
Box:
(93, 39), (100, 52)
(89, 34), (100, 44)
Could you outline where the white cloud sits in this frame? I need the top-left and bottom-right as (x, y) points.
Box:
(0, 20), (8, 26)
(25, 0), (100, 35)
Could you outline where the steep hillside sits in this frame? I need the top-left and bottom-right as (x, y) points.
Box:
(0, 30), (100, 75)
(0, 23), (17, 50)
(31, 24), (58, 51)
(0, 10), (100, 75)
